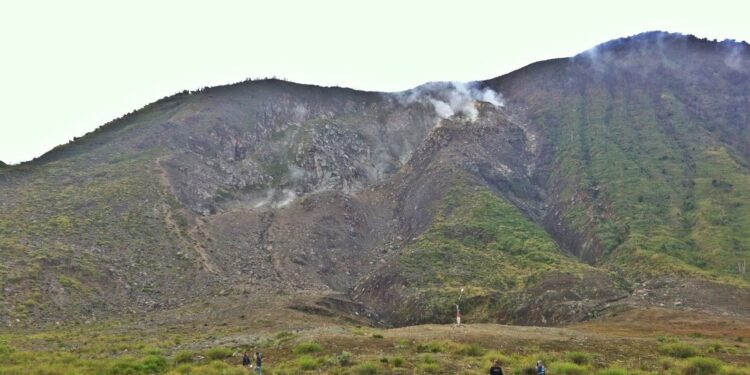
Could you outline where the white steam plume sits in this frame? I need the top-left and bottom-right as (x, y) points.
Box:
(724, 44), (748, 71)
(396, 81), (504, 121)
(251, 188), (298, 209)
(429, 98), (454, 118)
(275, 189), (297, 208)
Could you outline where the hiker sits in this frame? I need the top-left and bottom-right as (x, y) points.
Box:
(255, 351), (263, 374)
(490, 359), (504, 375)
(242, 352), (251, 368)
(536, 360), (546, 375)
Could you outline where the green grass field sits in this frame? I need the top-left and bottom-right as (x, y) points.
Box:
(1, 310), (748, 374)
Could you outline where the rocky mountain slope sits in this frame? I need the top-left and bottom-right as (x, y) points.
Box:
(1, 31), (749, 327)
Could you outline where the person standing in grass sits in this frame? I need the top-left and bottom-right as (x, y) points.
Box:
(255, 351), (263, 374)
(490, 359), (504, 375)
(536, 360), (546, 375)
(242, 352), (251, 368)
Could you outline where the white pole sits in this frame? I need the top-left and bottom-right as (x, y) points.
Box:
(456, 288), (465, 325)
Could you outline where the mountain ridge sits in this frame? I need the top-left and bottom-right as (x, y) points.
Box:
(17, 30), (748, 168)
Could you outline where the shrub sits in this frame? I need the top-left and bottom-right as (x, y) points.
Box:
(720, 366), (750, 375)
(202, 360), (246, 374)
(276, 330), (293, 338)
(419, 363), (442, 373)
(275, 331), (296, 342)
(174, 350), (195, 364)
(294, 341), (323, 354)
(682, 357), (722, 375)
(107, 354), (168, 374)
(483, 350), (511, 366)
(173, 363), (193, 374)
(658, 335), (679, 343)
(660, 342), (698, 358)
(395, 338), (411, 349)
(392, 356), (405, 367)
(0, 342), (14, 358)
(9, 351), (40, 364)
(416, 341), (445, 353)
(336, 351), (353, 366)
(142, 347), (163, 356)
(297, 355), (320, 371)
(107, 357), (143, 375)
(354, 362), (380, 375)
(140, 355), (168, 373)
(660, 357), (677, 370)
(706, 342), (724, 353)
(566, 351), (592, 365)
(372, 333), (384, 339)
(205, 347), (233, 360)
(550, 362), (589, 375)
(515, 367), (537, 375)
(457, 343), (485, 357)
(596, 368), (628, 375)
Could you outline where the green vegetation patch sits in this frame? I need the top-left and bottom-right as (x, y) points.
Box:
(659, 342), (699, 358)
(396, 183), (599, 322)
(682, 356), (722, 375)
(293, 341), (323, 354)
(205, 347), (233, 360)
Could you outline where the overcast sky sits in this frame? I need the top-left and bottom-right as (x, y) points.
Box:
(1, 0), (748, 164)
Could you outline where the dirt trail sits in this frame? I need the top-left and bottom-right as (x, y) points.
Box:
(155, 155), (219, 273)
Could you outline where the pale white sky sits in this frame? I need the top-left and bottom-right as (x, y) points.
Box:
(1, 0), (748, 164)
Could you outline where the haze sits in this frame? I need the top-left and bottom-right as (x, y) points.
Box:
(1, 0), (748, 164)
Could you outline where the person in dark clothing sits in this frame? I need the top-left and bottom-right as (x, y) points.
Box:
(536, 360), (546, 375)
(490, 359), (504, 375)
(255, 352), (263, 374)
(242, 352), (251, 367)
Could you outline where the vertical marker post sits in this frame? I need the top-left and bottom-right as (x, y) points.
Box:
(456, 288), (465, 326)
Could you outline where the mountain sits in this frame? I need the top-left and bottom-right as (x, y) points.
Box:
(1, 31), (749, 328)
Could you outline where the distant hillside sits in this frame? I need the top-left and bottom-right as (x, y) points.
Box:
(0, 31), (748, 328)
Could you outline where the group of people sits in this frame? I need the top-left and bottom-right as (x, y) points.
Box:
(242, 351), (263, 374)
(490, 359), (546, 375)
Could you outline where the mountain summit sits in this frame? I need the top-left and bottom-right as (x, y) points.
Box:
(0, 32), (748, 327)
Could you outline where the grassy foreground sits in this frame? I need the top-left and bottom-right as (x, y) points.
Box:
(0, 309), (748, 374)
